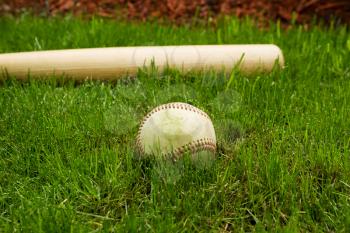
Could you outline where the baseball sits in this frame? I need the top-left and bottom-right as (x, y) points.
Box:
(136, 102), (216, 161)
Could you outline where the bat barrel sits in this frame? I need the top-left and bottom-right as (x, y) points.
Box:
(0, 45), (284, 80)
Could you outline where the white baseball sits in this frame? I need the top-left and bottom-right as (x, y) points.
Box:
(136, 102), (216, 160)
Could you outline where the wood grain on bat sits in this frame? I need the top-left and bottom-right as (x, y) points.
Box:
(0, 45), (284, 80)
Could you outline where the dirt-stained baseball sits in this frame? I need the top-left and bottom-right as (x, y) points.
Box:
(136, 102), (216, 161)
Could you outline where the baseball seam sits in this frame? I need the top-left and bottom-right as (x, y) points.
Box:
(170, 137), (216, 160)
(136, 102), (216, 157)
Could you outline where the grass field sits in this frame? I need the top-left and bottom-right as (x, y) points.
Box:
(0, 15), (349, 232)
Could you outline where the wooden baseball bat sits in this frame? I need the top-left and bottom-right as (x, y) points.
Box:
(0, 45), (284, 80)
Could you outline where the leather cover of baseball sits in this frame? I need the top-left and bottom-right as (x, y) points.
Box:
(136, 102), (216, 160)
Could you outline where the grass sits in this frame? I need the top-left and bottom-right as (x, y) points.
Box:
(0, 15), (349, 232)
